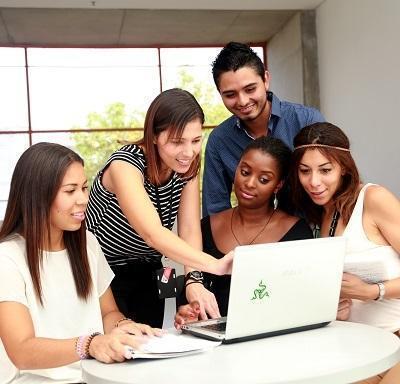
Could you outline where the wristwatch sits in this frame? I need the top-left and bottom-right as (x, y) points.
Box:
(375, 282), (385, 301)
(185, 270), (204, 283)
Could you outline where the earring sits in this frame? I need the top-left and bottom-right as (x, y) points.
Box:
(273, 193), (278, 210)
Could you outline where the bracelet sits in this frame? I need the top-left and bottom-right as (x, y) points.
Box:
(75, 332), (101, 360)
(374, 282), (386, 301)
(76, 335), (87, 360)
(85, 332), (101, 359)
(115, 317), (133, 328)
(185, 281), (204, 289)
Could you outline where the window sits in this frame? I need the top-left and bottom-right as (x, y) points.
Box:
(0, 45), (265, 219)
(28, 48), (160, 130)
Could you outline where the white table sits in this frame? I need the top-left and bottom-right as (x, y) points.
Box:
(82, 321), (400, 384)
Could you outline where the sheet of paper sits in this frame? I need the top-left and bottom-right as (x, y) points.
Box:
(130, 349), (211, 359)
(126, 333), (221, 359)
(344, 248), (400, 283)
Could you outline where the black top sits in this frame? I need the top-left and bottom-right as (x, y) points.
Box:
(201, 216), (314, 316)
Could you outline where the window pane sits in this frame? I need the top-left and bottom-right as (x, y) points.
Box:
(160, 47), (220, 96)
(0, 134), (30, 219)
(160, 46), (264, 126)
(32, 130), (143, 185)
(160, 48), (226, 126)
(161, 46), (263, 85)
(28, 48), (160, 130)
(0, 48), (29, 131)
(252, 47), (264, 61)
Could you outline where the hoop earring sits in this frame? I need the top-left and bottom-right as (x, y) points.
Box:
(273, 193), (278, 210)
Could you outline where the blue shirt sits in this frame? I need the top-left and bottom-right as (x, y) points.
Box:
(202, 92), (325, 216)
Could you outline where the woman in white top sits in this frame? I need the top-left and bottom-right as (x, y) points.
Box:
(290, 122), (400, 384)
(0, 143), (161, 384)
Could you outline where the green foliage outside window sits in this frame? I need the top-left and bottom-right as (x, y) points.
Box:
(72, 70), (231, 189)
(72, 102), (145, 185)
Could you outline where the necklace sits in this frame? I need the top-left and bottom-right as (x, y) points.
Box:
(243, 100), (272, 138)
(230, 207), (275, 246)
(328, 210), (340, 237)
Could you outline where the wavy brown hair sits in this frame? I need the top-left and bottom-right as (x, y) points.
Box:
(289, 122), (360, 226)
(0, 142), (92, 305)
(136, 88), (204, 185)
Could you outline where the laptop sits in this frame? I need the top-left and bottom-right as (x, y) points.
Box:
(182, 236), (345, 344)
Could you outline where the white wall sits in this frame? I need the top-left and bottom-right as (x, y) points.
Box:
(267, 13), (304, 104)
(316, 0), (400, 196)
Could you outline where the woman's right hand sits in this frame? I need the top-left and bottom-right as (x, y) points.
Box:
(174, 302), (201, 330)
(212, 250), (234, 276)
(185, 283), (220, 320)
(88, 332), (147, 363)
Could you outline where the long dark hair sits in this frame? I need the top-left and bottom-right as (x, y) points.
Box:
(136, 88), (204, 185)
(290, 122), (360, 225)
(0, 142), (92, 304)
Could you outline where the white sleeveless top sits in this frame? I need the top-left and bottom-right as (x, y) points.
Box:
(344, 183), (400, 332)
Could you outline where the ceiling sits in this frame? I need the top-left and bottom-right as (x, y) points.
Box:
(0, 0), (324, 46)
(0, 1), (324, 10)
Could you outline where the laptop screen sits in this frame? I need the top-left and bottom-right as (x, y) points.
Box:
(225, 237), (346, 340)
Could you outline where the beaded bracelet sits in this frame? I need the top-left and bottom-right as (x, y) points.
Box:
(115, 317), (133, 328)
(76, 335), (88, 360)
(85, 332), (101, 358)
(75, 332), (101, 360)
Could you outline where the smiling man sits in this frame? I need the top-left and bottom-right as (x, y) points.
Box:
(202, 42), (325, 216)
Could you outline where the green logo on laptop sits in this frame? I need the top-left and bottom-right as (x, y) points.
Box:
(251, 280), (270, 300)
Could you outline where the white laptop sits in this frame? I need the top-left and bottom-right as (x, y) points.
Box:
(182, 237), (345, 344)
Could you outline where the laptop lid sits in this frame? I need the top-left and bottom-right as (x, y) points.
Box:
(181, 237), (345, 342)
(224, 236), (345, 341)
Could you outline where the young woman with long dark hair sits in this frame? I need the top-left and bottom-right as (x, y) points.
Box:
(0, 143), (160, 384)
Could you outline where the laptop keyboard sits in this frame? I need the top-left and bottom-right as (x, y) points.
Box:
(203, 321), (226, 332)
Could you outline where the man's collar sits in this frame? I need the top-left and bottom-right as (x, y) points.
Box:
(269, 91), (282, 119)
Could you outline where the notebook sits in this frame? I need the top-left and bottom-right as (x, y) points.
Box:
(182, 236), (346, 344)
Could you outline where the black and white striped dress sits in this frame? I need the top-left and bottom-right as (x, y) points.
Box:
(86, 144), (189, 266)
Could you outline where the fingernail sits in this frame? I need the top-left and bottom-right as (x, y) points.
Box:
(124, 347), (133, 359)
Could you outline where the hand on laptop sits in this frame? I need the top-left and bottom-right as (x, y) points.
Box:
(174, 302), (201, 329)
(213, 250), (234, 275)
(185, 283), (221, 320)
(336, 298), (352, 320)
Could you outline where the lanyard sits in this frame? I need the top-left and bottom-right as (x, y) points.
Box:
(154, 178), (175, 230)
(328, 210), (340, 237)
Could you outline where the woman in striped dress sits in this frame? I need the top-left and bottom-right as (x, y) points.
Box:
(87, 89), (232, 327)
